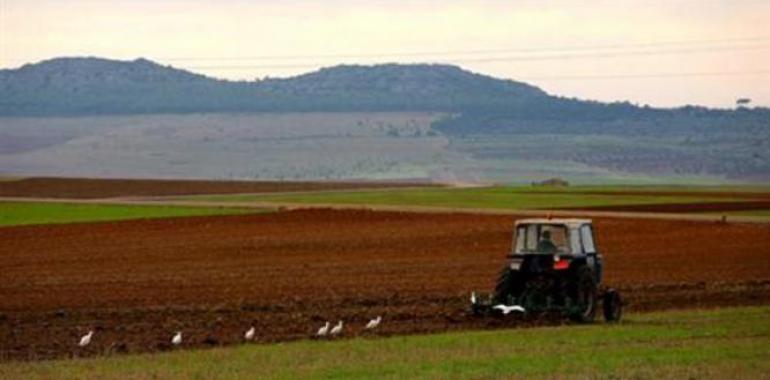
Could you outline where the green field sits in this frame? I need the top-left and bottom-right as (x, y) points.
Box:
(0, 202), (255, 227)
(510, 184), (770, 194)
(2, 306), (768, 379)
(183, 186), (757, 211)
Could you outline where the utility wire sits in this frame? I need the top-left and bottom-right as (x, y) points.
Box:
(1, 35), (769, 64)
(161, 35), (770, 62)
(457, 44), (770, 63)
(519, 70), (770, 81)
(183, 44), (770, 70)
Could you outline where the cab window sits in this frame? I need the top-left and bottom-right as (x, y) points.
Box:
(514, 224), (569, 254)
(514, 226), (526, 252)
(570, 228), (583, 254)
(580, 225), (596, 253)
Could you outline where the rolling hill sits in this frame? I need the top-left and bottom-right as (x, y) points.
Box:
(0, 57), (768, 182)
(0, 57), (548, 115)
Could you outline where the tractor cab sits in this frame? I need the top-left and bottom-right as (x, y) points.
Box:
(510, 219), (603, 285)
(513, 219), (593, 255)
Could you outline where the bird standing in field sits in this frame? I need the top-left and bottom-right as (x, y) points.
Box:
(244, 326), (256, 341)
(78, 330), (94, 347)
(171, 331), (183, 346)
(493, 304), (526, 315)
(365, 316), (382, 330)
(316, 321), (330, 337)
(471, 291), (477, 304)
(330, 320), (344, 336)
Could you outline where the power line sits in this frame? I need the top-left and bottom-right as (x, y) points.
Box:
(458, 44), (770, 63)
(161, 35), (770, 62)
(182, 44), (770, 71)
(518, 70), (770, 81)
(2, 35), (769, 64)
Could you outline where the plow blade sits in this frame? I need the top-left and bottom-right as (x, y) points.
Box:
(470, 292), (526, 316)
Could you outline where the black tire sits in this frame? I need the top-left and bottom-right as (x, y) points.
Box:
(602, 289), (622, 322)
(568, 265), (598, 323)
(493, 267), (522, 305)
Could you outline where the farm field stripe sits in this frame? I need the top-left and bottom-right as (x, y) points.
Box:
(3, 196), (770, 224)
(1, 306), (768, 379)
(182, 186), (750, 207)
(0, 201), (258, 227)
(0, 177), (437, 199)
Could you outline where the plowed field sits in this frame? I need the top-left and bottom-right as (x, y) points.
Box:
(0, 177), (433, 199)
(578, 200), (770, 213)
(1, 209), (769, 361)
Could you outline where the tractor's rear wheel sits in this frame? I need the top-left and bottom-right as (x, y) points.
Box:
(602, 289), (622, 322)
(568, 265), (597, 323)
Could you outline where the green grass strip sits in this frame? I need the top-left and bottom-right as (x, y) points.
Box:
(2, 306), (768, 379)
(0, 202), (256, 227)
(186, 186), (750, 211)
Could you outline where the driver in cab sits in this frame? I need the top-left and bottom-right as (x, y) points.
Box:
(537, 230), (558, 253)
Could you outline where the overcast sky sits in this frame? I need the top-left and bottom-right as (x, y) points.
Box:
(2, 0), (769, 107)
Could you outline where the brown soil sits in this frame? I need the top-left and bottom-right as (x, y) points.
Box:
(1, 209), (769, 361)
(577, 200), (770, 213)
(0, 177), (436, 199)
(536, 188), (770, 214)
(528, 189), (770, 200)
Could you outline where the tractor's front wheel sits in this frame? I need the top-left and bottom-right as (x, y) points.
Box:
(568, 265), (597, 323)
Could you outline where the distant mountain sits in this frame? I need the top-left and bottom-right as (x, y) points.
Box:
(256, 64), (547, 111)
(0, 57), (548, 115)
(2, 57), (768, 123)
(2, 57), (209, 86)
(1, 57), (769, 182)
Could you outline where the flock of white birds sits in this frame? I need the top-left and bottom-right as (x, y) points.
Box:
(75, 289), (532, 349)
(76, 315), (384, 348)
(76, 291), (528, 349)
(316, 315), (382, 338)
(77, 293), (524, 349)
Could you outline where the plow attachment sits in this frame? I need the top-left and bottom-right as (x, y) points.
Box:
(470, 291), (527, 317)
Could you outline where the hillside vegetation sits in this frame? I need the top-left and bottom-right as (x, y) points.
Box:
(0, 58), (546, 115)
(2, 57), (767, 121)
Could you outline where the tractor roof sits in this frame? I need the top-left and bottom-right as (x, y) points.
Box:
(515, 218), (592, 228)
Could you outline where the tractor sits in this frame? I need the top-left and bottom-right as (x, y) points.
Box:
(471, 218), (622, 323)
